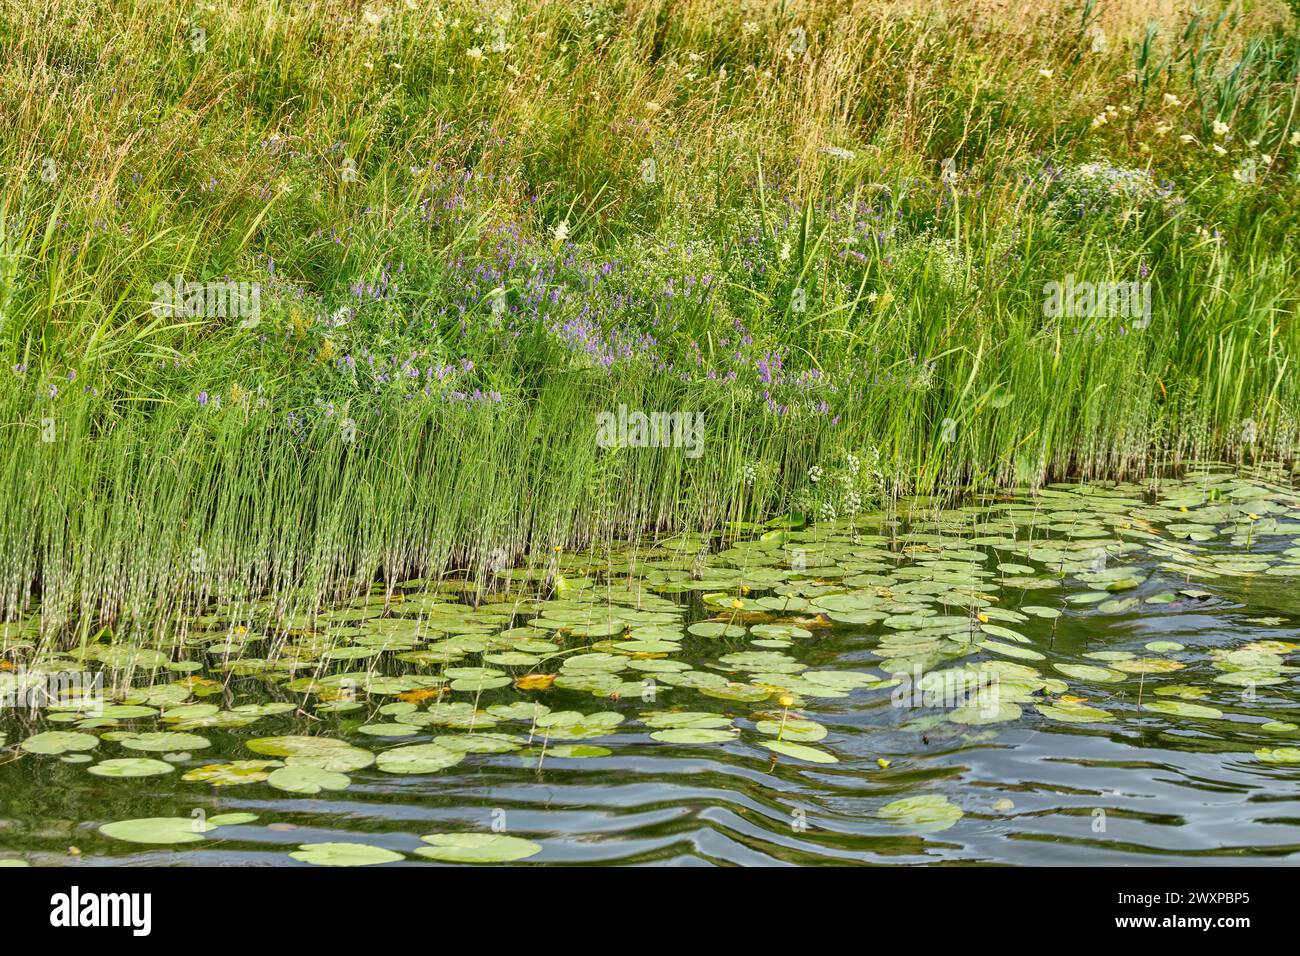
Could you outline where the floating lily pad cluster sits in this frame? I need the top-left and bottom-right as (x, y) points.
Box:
(4, 466), (1300, 859)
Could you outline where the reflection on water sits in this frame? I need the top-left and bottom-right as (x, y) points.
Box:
(3, 466), (1300, 865)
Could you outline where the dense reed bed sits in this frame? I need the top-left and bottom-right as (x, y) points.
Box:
(1, 0), (1298, 638)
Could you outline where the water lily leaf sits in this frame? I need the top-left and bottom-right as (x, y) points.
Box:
(650, 728), (738, 744)
(977, 641), (1044, 661)
(113, 731), (211, 752)
(640, 711), (732, 730)
(449, 675), (512, 692)
(687, 622), (747, 639)
(247, 735), (356, 758)
(290, 842), (404, 866)
(267, 764), (351, 794)
(415, 833), (542, 863)
(88, 758), (175, 778)
(754, 718), (827, 741)
(435, 733), (522, 753)
(750, 624), (813, 641)
(1260, 721), (1297, 733)
(980, 624), (1029, 643)
(535, 710), (624, 739)
(701, 682), (773, 702)
(1054, 664), (1125, 683)
(1143, 700), (1223, 719)
(1255, 747), (1300, 764)
(1144, 592), (1180, 604)
(183, 760), (283, 785)
(375, 743), (465, 774)
(231, 702), (297, 717)
(1021, 606), (1062, 619)
(879, 795), (963, 832)
(160, 703), (220, 722)
(1112, 658), (1184, 674)
(20, 731), (99, 755)
(207, 813), (258, 826)
(543, 744), (611, 758)
(100, 816), (215, 844)
(357, 723), (421, 737)
(1036, 702), (1113, 723)
(949, 700), (1022, 724)
(800, 670), (881, 691)
(759, 740), (838, 763)
(487, 701), (551, 721)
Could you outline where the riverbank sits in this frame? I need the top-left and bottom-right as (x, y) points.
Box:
(2, 0), (1299, 637)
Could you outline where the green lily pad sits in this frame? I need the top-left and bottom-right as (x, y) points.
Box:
(759, 740), (838, 763)
(267, 764), (352, 794)
(1143, 700), (1224, 719)
(20, 731), (99, 755)
(879, 795), (964, 832)
(290, 842), (404, 866)
(649, 727), (737, 744)
(754, 718), (828, 741)
(1036, 702), (1113, 723)
(182, 760), (283, 785)
(415, 833), (542, 863)
(434, 733), (523, 754)
(687, 622), (747, 639)
(357, 723), (421, 737)
(1054, 664), (1125, 683)
(375, 743), (465, 774)
(543, 745), (611, 758)
(1255, 747), (1300, 764)
(1260, 721), (1297, 733)
(99, 816), (215, 844)
(88, 758), (175, 778)
(112, 731), (211, 752)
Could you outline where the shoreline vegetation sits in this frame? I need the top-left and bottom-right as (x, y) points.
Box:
(2, 0), (1299, 640)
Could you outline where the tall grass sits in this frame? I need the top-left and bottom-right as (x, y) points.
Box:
(0, 0), (1298, 639)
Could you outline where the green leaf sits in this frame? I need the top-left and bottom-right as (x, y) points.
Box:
(20, 731), (99, 755)
(759, 740), (838, 763)
(879, 795), (964, 832)
(415, 833), (542, 863)
(267, 764), (351, 794)
(99, 816), (214, 844)
(290, 842), (404, 866)
(375, 743), (465, 774)
(88, 758), (175, 778)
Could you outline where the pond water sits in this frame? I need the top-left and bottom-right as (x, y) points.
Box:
(3, 465), (1300, 866)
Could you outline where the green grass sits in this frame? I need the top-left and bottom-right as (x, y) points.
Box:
(1, 0), (1299, 637)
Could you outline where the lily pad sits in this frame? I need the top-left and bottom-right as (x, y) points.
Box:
(182, 760), (283, 785)
(99, 816), (214, 844)
(20, 731), (99, 755)
(879, 795), (964, 832)
(267, 764), (352, 794)
(649, 728), (737, 744)
(113, 731), (211, 752)
(88, 758), (175, 778)
(1143, 700), (1224, 719)
(415, 833), (542, 863)
(375, 743), (465, 774)
(759, 740), (838, 763)
(290, 842), (404, 866)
